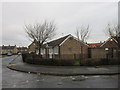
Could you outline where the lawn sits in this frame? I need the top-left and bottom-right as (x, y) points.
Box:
(0, 55), (7, 58)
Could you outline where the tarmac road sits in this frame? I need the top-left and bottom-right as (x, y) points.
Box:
(1, 55), (119, 88)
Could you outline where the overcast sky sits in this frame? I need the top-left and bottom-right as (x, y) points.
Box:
(2, 2), (118, 47)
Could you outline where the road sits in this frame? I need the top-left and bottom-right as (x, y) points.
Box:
(1, 55), (119, 88)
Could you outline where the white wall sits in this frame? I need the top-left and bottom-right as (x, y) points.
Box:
(48, 46), (58, 54)
(41, 48), (45, 55)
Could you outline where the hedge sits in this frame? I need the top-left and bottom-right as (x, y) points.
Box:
(22, 53), (120, 66)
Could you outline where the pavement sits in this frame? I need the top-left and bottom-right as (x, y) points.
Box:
(7, 55), (120, 76)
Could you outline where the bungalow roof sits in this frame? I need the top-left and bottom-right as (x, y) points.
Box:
(100, 36), (120, 48)
(46, 34), (89, 47)
(46, 34), (70, 46)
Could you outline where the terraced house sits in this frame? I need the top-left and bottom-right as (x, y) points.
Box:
(0, 45), (18, 55)
(0, 45), (28, 55)
(17, 47), (28, 53)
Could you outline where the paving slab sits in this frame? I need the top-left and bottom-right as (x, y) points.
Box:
(7, 55), (120, 76)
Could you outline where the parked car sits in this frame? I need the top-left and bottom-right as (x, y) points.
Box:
(18, 52), (22, 55)
(7, 52), (12, 56)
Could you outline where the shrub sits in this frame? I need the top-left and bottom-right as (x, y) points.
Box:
(99, 58), (109, 65)
(24, 58), (75, 66)
(73, 61), (80, 66)
(80, 58), (95, 66)
(22, 53), (119, 66)
(109, 59), (120, 65)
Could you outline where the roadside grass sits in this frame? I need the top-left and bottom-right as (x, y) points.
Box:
(73, 61), (81, 66)
(0, 55), (7, 58)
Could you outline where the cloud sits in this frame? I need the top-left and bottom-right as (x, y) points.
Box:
(2, 2), (118, 46)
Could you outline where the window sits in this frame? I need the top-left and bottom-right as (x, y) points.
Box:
(54, 46), (58, 54)
(105, 48), (109, 51)
(49, 48), (53, 54)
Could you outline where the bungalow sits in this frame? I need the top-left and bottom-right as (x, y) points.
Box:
(40, 34), (89, 59)
(28, 34), (89, 59)
(88, 36), (120, 59)
(100, 36), (120, 59)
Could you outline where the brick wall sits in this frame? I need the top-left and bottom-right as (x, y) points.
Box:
(90, 48), (107, 59)
(28, 43), (36, 52)
(60, 37), (88, 57)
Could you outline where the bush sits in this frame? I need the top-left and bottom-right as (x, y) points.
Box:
(22, 53), (119, 66)
(80, 58), (97, 66)
(109, 59), (120, 65)
(99, 58), (120, 65)
(22, 53), (31, 62)
(73, 61), (80, 66)
(99, 58), (109, 65)
(24, 58), (76, 66)
(22, 53), (79, 66)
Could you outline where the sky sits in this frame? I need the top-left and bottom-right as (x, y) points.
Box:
(1, 1), (118, 47)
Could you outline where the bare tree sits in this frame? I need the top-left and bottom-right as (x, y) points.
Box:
(25, 20), (56, 55)
(75, 25), (90, 42)
(106, 24), (120, 37)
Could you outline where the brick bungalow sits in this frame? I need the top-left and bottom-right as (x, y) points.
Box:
(28, 34), (89, 59)
(88, 36), (120, 59)
(41, 34), (89, 59)
(100, 36), (120, 59)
